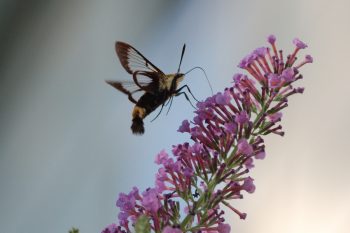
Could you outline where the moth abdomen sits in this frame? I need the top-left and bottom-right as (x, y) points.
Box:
(131, 106), (146, 135)
(131, 116), (145, 134)
(130, 92), (169, 134)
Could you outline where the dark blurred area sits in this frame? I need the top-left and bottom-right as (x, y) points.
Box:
(0, 0), (49, 70)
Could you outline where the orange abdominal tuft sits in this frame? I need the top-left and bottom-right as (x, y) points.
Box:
(132, 106), (146, 119)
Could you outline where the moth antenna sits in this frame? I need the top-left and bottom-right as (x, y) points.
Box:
(177, 44), (186, 73)
(185, 66), (214, 95)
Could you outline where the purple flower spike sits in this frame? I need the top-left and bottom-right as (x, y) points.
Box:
(141, 188), (161, 213)
(295, 54), (314, 69)
(215, 91), (231, 105)
(237, 139), (253, 155)
(218, 223), (231, 233)
(281, 68), (295, 82)
(296, 87), (305, 93)
(155, 179), (167, 193)
(254, 47), (268, 57)
(244, 157), (254, 169)
(232, 73), (244, 83)
(267, 34), (276, 44)
(238, 53), (256, 68)
(305, 54), (313, 63)
(242, 177), (255, 193)
(101, 224), (120, 233)
(118, 212), (129, 223)
(293, 38), (308, 49)
(155, 149), (170, 165)
(224, 122), (237, 134)
(162, 226), (182, 233)
(178, 120), (191, 133)
(255, 151), (266, 160)
(191, 142), (203, 154)
(183, 167), (194, 178)
(103, 35), (312, 233)
(268, 112), (283, 123)
(238, 58), (248, 69)
(268, 73), (282, 88)
(235, 111), (249, 124)
(116, 192), (135, 212)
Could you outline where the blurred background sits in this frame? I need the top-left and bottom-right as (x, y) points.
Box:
(1, 0), (349, 233)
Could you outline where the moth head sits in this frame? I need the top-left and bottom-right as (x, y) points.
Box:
(175, 73), (185, 85)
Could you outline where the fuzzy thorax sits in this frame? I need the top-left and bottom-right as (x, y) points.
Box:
(159, 74), (184, 91)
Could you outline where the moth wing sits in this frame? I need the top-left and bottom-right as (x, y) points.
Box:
(115, 41), (165, 75)
(106, 80), (147, 104)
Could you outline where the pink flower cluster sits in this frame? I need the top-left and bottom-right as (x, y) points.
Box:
(102, 35), (312, 233)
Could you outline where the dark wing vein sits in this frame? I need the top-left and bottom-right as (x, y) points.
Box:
(115, 41), (164, 75)
(106, 80), (152, 93)
(106, 80), (151, 104)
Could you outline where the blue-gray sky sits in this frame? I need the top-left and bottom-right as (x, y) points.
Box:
(1, 1), (349, 233)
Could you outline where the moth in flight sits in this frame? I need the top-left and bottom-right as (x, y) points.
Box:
(107, 41), (201, 135)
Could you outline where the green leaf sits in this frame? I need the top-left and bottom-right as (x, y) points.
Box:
(68, 227), (79, 233)
(135, 215), (151, 233)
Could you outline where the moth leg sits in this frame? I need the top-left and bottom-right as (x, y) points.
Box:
(150, 102), (166, 122)
(176, 85), (199, 102)
(164, 96), (173, 107)
(166, 96), (174, 115)
(175, 91), (197, 110)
